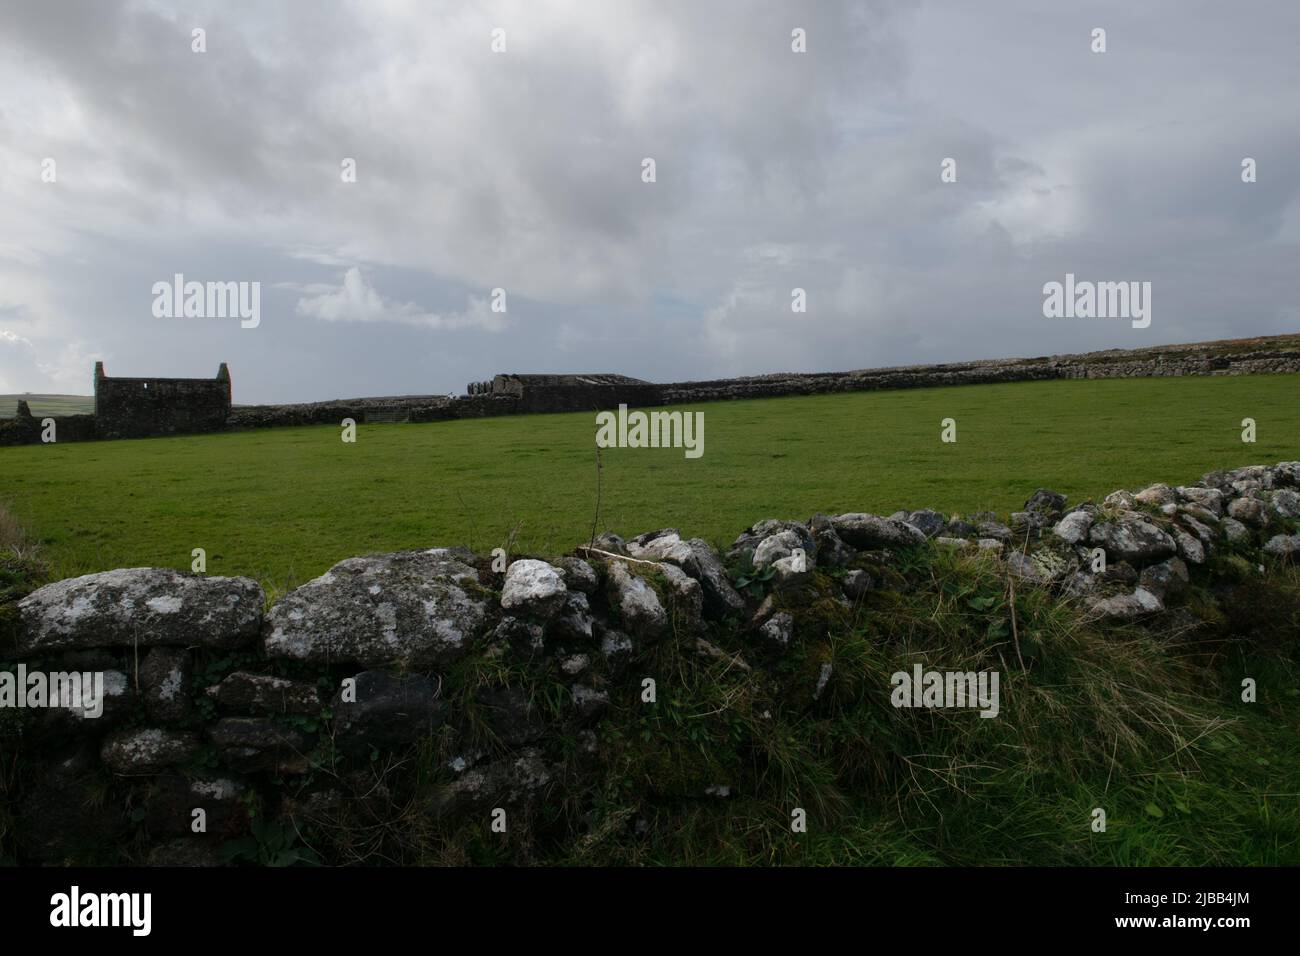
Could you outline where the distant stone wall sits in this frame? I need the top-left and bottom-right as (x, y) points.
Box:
(660, 342), (1300, 405)
(227, 394), (519, 430)
(93, 362), (232, 440)
(0, 402), (96, 447)
(3, 459), (1299, 864)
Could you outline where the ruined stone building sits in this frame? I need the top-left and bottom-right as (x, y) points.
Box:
(487, 373), (661, 413)
(93, 361), (232, 439)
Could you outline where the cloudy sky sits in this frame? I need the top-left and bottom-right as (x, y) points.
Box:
(1, 0), (1298, 403)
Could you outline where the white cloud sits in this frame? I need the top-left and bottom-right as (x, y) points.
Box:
(295, 267), (506, 332)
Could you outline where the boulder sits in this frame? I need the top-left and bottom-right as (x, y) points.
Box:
(945, 518), (979, 538)
(842, 569), (873, 599)
(331, 671), (445, 756)
(101, 727), (200, 774)
(264, 549), (489, 668)
(808, 516), (857, 567)
(1178, 504), (1220, 526)
(1139, 558), (1189, 601)
(569, 684), (610, 719)
(1175, 486), (1224, 515)
(604, 561), (668, 639)
(1134, 483), (1176, 507)
(1103, 489), (1136, 510)
(663, 538), (746, 620)
(626, 529), (684, 560)
(501, 559), (567, 619)
(1024, 489), (1067, 516)
(555, 557), (598, 594)
(978, 520), (1013, 543)
(1272, 461), (1300, 487)
(1271, 489), (1300, 520)
(1227, 497), (1267, 528)
(139, 647), (193, 723)
(1178, 514), (1215, 546)
(491, 616), (544, 654)
(1010, 511), (1050, 535)
(1174, 530), (1206, 565)
(1220, 517), (1251, 545)
(599, 628), (635, 668)
(726, 520), (814, 565)
(903, 509), (947, 538)
(206, 672), (322, 716)
(657, 563), (705, 631)
(210, 718), (312, 774)
(1089, 588), (1163, 621)
(752, 529), (810, 571)
(550, 591), (595, 642)
(1053, 509), (1094, 545)
(1006, 552), (1044, 584)
(17, 568), (263, 657)
(591, 532), (629, 556)
(935, 536), (975, 551)
(1262, 534), (1300, 558)
(830, 513), (926, 550)
(1088, 518), (1177, 565)
(45, 669), (134, 728)
(431, 749), (552, 816)
(758, 612), (795, 649)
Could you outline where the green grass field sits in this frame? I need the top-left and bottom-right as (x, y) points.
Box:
(0, 394), (94, 417)
(1, 374), (1297, 591)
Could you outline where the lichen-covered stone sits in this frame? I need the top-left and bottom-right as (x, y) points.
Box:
(101, 727), (200, 774)
(658, 562), (704, 630)
(17, 568), (263, 657)
(605, 561), (668, 638)
(1176, 486), (1224, 515)
(1024, 489), (1067, 515)
(1053, 509), (1094, 545)
(1139, 558), (1189, 601)
(430, 749), (553, 816)
(206, 671), (323, 716)
(139, 647), (193, 723)
(1089, 587), (1164, 620)
(555, 556), (598, 594)
(550, 590), (595, 642)
(501, 559), (567, 618)
(264, 549), (489, 667)
(830, 513), (926, 550)
(1088, 518), (1177, 565)
(1221, 517), (1251, 545)
(759, 611), (795, 649)
(1227, 497), (1267, 528)
(658, 537), (745, 620)
(1135, 483), (1176, 507)
(569, 683), (610, 718)
(1263, 534), (1300, 558)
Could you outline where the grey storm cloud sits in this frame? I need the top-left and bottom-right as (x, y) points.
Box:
(0, 0), (1297, 401)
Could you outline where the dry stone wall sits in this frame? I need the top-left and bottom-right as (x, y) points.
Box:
(2, 460), (1299, 864)
(4, 336), (1299, 445)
